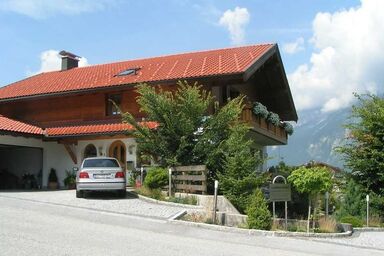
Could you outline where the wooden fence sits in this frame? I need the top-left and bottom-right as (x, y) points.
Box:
(172, 165), (207, 194)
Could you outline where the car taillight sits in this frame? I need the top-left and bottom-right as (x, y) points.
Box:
(115, 171), (125, 178)
(79, 172), (89, 178)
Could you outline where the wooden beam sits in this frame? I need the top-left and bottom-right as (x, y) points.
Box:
(63, 143), (77, 164)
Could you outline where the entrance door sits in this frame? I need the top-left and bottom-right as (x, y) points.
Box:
(108, 140), (126, 170)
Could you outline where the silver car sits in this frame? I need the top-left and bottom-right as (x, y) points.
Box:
(76, 157), (126, 198)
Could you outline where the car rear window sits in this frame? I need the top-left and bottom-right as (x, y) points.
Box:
(83, 159), (120, 168)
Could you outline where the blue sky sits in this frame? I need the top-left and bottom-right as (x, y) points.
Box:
(2, 0), (383, 114)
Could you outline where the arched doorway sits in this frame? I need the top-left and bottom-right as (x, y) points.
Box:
(108, 140), (126, 170)
(83, 144), (97, 159)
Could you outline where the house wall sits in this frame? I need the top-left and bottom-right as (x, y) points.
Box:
(0, 85), (179, 127)
(75, 137), (137, 168)
(0, 135), (72, 188)
(0, 135), (138, 188)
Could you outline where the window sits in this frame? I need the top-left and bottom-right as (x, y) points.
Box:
(106, 94), (122, 116)
(115, 67), (140, 77)
(83, 144), (97, 159)
(83, 158), (120, 168)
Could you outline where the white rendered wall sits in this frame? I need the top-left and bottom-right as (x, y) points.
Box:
(75, 137), (137, 169)
(0, 135), (74, 188)
(0, 135), (138, 188)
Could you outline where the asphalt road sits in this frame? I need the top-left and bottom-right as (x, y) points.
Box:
(0, 195), (382, 256)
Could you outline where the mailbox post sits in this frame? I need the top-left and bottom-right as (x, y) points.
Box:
(269, 175), (291, 230)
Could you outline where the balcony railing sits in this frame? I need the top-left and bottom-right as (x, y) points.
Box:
(240, 103), (288, 145)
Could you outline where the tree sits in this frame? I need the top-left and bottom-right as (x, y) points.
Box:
(121, 81), (245, 184)
(337, 178), (365, 219)
(246, 189), (272, 230)
(337, 94), (384, 195)
(218, 124), (265, 213)
(287, 166), (333, 232)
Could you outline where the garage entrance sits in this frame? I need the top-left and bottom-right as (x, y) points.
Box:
(0, 144), (43, 189)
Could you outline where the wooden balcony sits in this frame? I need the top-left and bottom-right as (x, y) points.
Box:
(240, 104), (288, 145)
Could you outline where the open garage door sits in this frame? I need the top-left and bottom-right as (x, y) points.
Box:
(0, 145), (43, 189)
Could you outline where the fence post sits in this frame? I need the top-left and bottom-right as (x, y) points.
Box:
(366, 194), (370, 227)
(325, 192), (329, 219)
(140, 166), (143, 187)
(168, 168), (172, 197)
(213, 180), (218, 224)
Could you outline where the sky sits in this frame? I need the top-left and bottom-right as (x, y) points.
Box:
(1, 0), (383, 115)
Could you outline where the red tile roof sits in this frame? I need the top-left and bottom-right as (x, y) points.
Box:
(0, 115), (157, 137)
(0, 44), (274, 100)
(45, 121), (158, 137)
(0, 115), (43, 135)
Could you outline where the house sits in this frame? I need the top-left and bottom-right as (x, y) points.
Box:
(0, 44), (297, 189)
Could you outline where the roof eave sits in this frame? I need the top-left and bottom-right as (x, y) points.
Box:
(242, 44), (298, 122)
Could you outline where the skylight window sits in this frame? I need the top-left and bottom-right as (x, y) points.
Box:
(116, 67), (140, 77)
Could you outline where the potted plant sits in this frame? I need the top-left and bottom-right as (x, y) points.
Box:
(63, 170), (76, 189)
(48, 168), (58, 189)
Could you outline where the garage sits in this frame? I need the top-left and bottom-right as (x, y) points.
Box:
(0, 115), (45, 189)
(0, 144), (43, 189)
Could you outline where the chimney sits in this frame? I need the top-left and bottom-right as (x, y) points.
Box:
(59, 50), (80, 71)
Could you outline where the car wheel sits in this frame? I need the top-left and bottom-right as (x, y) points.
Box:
(76, 190), (84, 198)
(118, 190), (126, 198)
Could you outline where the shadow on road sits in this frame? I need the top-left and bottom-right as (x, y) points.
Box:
(82, 190), (139, 200)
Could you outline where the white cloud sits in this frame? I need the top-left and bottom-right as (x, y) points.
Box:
(28, 50), (88, 76)
(283, 37), (305, 54)
(0, 0), (114, 19)
(219, 7), (250, 45)
(289, 0), (384, 112)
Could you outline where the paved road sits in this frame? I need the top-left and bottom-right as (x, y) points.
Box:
(1, 192), (383, 256)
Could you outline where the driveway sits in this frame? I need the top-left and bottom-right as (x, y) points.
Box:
(0, 190), (187, 219)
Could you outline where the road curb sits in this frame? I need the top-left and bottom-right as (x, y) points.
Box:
(354, 227), (384, 232)
(168, 215), (353, 238)
(131, 192), (203, 209)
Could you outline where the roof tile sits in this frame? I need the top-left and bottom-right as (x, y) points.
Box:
(0, 115), (43, 135)
(0, 44), (274, 100)
(45, 121), (158, 137)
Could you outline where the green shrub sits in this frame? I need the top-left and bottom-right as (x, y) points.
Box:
(246, 189), (272, 230)
(63, 170), (76, 187)
(267, 112), (280, 126)
(48, 168), (58, 183)
(143, 167), (168, 189)
(136, 186), (165, 200)
(340, 215), (364, 227)
(282, 122), (294, 135)
(168, 195), (198, 205)
(252, 102), (268, 118)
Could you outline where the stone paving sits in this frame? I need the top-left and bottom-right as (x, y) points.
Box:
(0, 190), (187, 219)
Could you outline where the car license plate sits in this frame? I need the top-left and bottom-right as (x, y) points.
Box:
(94, 174), (111, 179)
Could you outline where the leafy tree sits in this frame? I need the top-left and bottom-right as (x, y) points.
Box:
(288, 166), (333, 232)
(218, 124), (264, 213)
(121, 81), (246, 189)
(337, 178), (365, 219)
(122, 81), (242, 166)
(337, 94), (384, 195)
(246, 189), (272, 230)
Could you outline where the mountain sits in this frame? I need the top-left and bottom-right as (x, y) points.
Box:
(267, 108), (350, 168)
